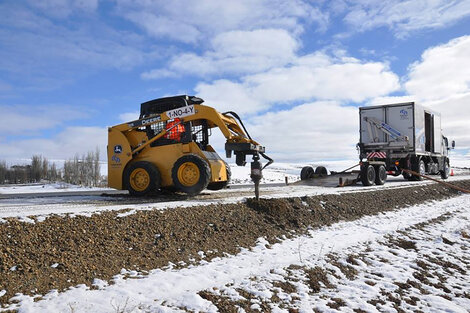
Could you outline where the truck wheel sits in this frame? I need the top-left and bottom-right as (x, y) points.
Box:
(411, 160), (425, 181)
(207, 161), (231, 190)
(315, 166), (328, 177)
(360, 164), (376, 186)
(300, 166), (315, 180)
(172, 154), (210, 195)
(440, 160), (450, 179)
(374, 165), (387, 185)
(124, 161), (161, 196)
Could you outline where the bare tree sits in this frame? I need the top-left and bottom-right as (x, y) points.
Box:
(42, 157), (48, 181)
(93, 147), (101, 186)
(0, 160), (6, 184)
(31, 155), (42, 182)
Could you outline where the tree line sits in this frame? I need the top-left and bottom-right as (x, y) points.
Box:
(0, 149), (102, 187)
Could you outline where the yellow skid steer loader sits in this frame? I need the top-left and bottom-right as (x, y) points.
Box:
(108, 95), (272, 197)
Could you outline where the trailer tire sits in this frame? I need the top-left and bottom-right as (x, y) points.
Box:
(172, 154), (210, 195)
(374, 165), (387, 185)
(207, 161), (231, 190)
(315, 166), (328, 177)
(360, 164), (376, 186)
(411, 160), (425, 181)
(440, 160), (450, 179)
(300, 166), (315, 180)
(124, 161), (161, 196)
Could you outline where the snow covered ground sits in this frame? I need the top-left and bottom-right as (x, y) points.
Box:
(5, 194), (469, 313)
(0, 182), (111, 194)
(1, 161), (469, 312)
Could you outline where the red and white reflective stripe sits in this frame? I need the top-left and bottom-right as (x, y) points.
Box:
(367, 152), (387, 159)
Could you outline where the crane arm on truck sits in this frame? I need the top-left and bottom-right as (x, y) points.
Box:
(364, 117), (409, 143)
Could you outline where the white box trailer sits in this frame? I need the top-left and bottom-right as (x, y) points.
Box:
(357, 102), (454, 186)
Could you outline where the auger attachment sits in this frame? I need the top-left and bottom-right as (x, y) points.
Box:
(250, 154), (263, 201)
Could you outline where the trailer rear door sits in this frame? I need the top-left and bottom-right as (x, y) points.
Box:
(386, 104), (414, 145)
(360, 107), (385, 144)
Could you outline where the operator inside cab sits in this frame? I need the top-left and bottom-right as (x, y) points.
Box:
(165, 118), (185, 141)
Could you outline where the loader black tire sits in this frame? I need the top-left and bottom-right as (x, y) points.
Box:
(207, 161), (231, 191)
(410, 159), (425, 181)
(124, 161), (161, 196)
(360, 164), (376, 186)
(315, 166), (328, 177)
(172, 154), (210, 195)
(374, 164), (387, 185)
(300, 166), (315, 180)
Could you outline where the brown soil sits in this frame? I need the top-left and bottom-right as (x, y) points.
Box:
(1, 180), (470, 306)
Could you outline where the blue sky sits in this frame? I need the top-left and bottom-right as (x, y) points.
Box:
(1, 0), (470, 164)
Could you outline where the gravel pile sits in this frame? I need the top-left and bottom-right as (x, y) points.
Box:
(1, 180), (470, 306)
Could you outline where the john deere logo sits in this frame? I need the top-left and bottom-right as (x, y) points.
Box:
(114, 145), (122, 154)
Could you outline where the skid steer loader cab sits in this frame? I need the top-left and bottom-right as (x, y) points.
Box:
(108, 95), (271, 196)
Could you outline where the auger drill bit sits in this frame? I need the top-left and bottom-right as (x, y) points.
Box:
(250, 153), (263, 201)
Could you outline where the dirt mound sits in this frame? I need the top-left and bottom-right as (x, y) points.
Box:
(1, 180), (470, 306)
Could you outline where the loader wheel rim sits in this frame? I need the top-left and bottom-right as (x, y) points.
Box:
(177, 162), (200, 186)
(129, 168), (150, 191)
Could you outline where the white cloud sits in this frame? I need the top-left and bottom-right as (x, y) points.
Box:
(0, 105), (88, 135)
(0, 126), (107, 161)
(402, 35), (470, 151)
(141, 69), (180, 80)
(195, 80), (266, 115)
(200, 101), (359, 164)
(144, 29), (299, 78)
(405, 36), (470, 102)
(124, 12), (202, 44)
(425, 93), (470, 150)
(115, 0), (320, 43)
(245, 101), (359, 162)
(26, 0), (99, 18)
(119, 111), (140, 122)
(343, 0), (470, 37)
(196, 52), (400, 115)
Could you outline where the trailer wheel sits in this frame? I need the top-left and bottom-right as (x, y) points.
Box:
(172, 154), (210, 195)
(374, 165), (387, 185)
(411, 160), (425, 181)
(124, 161), (161, 196)
(440, 160), (450, 179)
(360, 164), (376, 186)
(207, 161), (231, 190)
(300, 166), (315, 180)
(315, 166), (328, 177)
